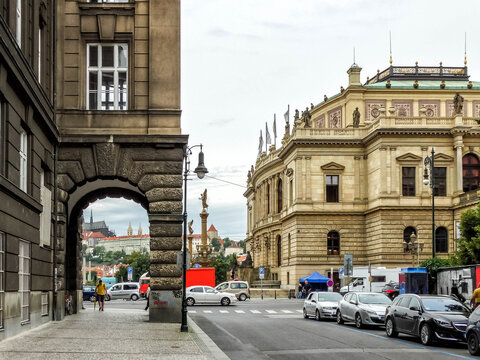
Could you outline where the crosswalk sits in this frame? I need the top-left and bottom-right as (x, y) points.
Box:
(188, 309), (304, 315)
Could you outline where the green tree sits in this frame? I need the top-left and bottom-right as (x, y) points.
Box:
(82, 244), (87, 255)
(223, 237), (232, 248)
(92, 246), (106, 262)
(214, 255), (229, 285)
(85, 270), (97, 285)
(125, 250), (150, 281)
(238, 240), (246, 253)
(211, 238), (221, 252)
(115, 265), (128, 283)
(452, 203), (480, 265)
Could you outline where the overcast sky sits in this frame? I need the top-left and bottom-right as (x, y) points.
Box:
(84, 0), (480, 239)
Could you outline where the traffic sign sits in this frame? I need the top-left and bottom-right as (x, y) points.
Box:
(259, 267), (264, 280)
(194, 263), (200, 269)
(338, 267), (344, 279)
(327, 279), (334, 287)
(127, 267), (133, 281)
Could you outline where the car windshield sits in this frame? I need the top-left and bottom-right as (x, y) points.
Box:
(317, 293), (342, 302)
(422, 298), (469, 314)
(358, 293), (391, 305)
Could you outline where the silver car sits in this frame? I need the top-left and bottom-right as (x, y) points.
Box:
(106, 282), (140, 301)
(186, 286), (237, 306)
(336, 292), (392, 328)
(303, 292), (343, 320)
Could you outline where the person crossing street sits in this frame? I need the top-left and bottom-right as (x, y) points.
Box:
(95, 279), (107, 312)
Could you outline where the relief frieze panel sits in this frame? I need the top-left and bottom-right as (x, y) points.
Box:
(328, 107), (342, 128)
(314, 114), (325, 128)
(419, 100), (440, 117)
(392, 100), (413, 117)
(473, 101), (480, 117)
(365, 100), (386, 121)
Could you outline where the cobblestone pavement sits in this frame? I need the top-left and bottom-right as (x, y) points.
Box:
(0, 307), (229, 359)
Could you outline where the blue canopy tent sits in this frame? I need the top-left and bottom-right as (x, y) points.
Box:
(299, 272), (330, 292)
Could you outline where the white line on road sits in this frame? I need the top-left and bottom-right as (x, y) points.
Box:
(265, 310), (277, 314)
(188, 310), (197, 313)
(250, 310), (261, 314)
(219, 310), (229, 313)
(234, 310), (245, 314)
(281, 310), (293, 313)
(296, 310), (303, 313)
(203, 310), (213, 313)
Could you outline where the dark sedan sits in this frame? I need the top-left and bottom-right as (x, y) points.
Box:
(82, 286), (96, 302)
(466, 305), (480, 355)
(385, 294), (471, 345)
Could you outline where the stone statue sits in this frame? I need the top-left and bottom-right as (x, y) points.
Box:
(303, 107), (311, 128)
(310, 103), (314, 110)
(353, 107), (360, 128)
(247, 170), (252, 183)
(240, 251), (253, 268)
(294, 109), (299, 122)
(453, 92), (464, 114)
(188, 220), (194, 235)
(200, 189), (208, 210)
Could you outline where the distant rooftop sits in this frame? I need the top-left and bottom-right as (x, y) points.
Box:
(365, 64), (469, 85)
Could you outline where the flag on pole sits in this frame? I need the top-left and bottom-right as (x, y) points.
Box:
(284, 105), (290, 124)
(273, 114), (277, 140)
(258, 130), (263, 157)
(265, 122), (271, 145)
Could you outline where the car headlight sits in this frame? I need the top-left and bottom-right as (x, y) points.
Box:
(434, 319), (452, 328)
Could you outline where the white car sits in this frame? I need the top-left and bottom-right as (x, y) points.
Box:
(303, 292), (343, 320)
(186, 286), (237, 306)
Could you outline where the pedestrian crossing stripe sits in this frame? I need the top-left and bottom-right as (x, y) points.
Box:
(188, 310), (196, 313)
(296, 310), (303, 313)
(235, 310), (245, 313)
(281, 310), (293, 313)
(219, 310), (229, 313)
(250, 310), (261, 314)
(265, 310), (277, 313)
(203, 310), (212, 313)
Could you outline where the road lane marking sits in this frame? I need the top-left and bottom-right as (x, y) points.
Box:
(296, 310), (303, 313)
(203, 310), (212, 313)
(234, 310), (245, 314)
(250, 310), (261, 314)
(219, 310), (229, 313)
(188, 310), (196, 313)
(265, 310), (277, 313)
(264, 348), (431, 355)
(281, 310), (293, 313)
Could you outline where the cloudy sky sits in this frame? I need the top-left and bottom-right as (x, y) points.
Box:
(84, 0), (480, 239)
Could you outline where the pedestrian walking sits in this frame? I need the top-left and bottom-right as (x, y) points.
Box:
(144, 286), (151, 311)
(451, 282), (466, 304)
(95, 279), (107, 311)
(471, 282), (480, 309)
(303, 280), (312, 298)
(297, 283), (303, 299)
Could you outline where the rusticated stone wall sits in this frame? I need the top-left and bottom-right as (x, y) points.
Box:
(56, 134), (187, 322)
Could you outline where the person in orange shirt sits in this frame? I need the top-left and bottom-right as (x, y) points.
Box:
(95, 279), (107, 311)
(470, 282), (480, 309)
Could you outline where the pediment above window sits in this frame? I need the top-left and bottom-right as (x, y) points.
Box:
(396, 153), (422, 163)
(321, 162), (345, 171)
(434, 153), (454, 162)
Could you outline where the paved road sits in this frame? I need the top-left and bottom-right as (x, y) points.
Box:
(83, 297), (147, 311)
(189, 298), (476, 360)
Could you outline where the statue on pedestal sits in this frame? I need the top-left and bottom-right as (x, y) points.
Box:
(353, 107), (360, 128)
(200, 189), (208, 210)
(188, 220), (194, 235)
(453, 92), (464, 114)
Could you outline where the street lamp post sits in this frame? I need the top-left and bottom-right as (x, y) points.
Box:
(423, 147), (436, 258)
(181, 144), (208, 333)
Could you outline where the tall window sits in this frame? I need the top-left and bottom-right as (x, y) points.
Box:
(39, 171), (52, 247)
(327, 231), (340, 255)
(463, 154), (480, 193)
(19, 131), (28, 192)
(0, 232), (4, 329)
(434, 167), (446, 196)
(402, 167), (415, 196)
(38, 28), (42, 83)
(289, 179), (293, 206)
(326, 175), (339, 202)
(277, 235), (281, 266)
(87, 44), (128, 110)
(266, 184), (270, 215)
(15, 0), (21, 47)
(19, 240), (30, 323)
(41, 293), (48, 316)
(277, 179), (283, 213)
(287, 233), (291, 260)
(435, 227), (448, 253)
(403, 226), (416, 243)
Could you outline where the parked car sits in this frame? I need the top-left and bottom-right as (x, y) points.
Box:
(186, 286), (237, 306)
(215, 281), (250, 301)
(385, 294), (471, 346)
(82, 286), (96, 302)
(303, 291), (343, 320)
(382, 281), (399, 300)
(465, 304), (480, 355)
(106, 282), (140, 301)
(336, 292), (391, 328)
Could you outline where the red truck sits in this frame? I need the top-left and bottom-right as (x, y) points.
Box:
(186, 268), (215, 288)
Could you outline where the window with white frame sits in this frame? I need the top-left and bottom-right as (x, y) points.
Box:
(16, 0), (21, 47)
(39, 171), (51, 247)
(41, 293), (48, 316)
(0, 232), (4, 328)
(87, 44), (128, 110)
(19, 240), (30, 323)
(19, 131), (28, 192)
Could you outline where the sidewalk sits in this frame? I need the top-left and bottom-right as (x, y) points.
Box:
(0, 307), (229, 359)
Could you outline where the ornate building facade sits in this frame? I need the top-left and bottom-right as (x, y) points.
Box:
(244, 62), (480, 290)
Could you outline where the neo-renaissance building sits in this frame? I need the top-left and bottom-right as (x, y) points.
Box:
(244, 61), (480, 290)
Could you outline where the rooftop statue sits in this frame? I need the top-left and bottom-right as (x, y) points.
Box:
(353, 107), (360, 128)
(200, 189), (208, 210)
(188, 220), (194, 235)
(303, 107), (311, 128)
(247, 170), (252, 183)
(453, 92), (464, 114)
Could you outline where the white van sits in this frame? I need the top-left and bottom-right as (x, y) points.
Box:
(106, 282), (140, 301)
(340, 267), (401, 294)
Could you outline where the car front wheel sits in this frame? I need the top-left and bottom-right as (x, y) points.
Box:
(336, 310), (344, 324)
(315, 310), (321, 321)
(131, 294), (139, 301)
(239, 294), (247, 301)
(221, 297), (231, 306)
(385, 318), (398, 338)
(303, 308), (309, 319)
(420, 323), (433, 345)
(355, 313), (363, 329)
(468, 332), (480, 355)
(186, 297), (195, 306)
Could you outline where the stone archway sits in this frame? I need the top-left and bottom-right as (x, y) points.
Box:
(55, 134), (187, 322)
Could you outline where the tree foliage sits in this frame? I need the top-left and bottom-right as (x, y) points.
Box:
(124, 250), (150, 282)
(452, 204), (480, 265)
(115, 265), (128, 283)
(238, 240), (246, 253)
(223, 237), (232, 248)
(211, 238), (221, 252)
(214, 254), (229, 285)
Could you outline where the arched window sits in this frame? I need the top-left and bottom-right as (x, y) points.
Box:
(403, 226), (417, 243)
(435, 227), (448, 253)
(463, 154), (480, 193)
(267, 184), (270, 214)
(327, 231), (340, 255)
(277, 235), (282, 266)
(277, 179), (283, 213)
